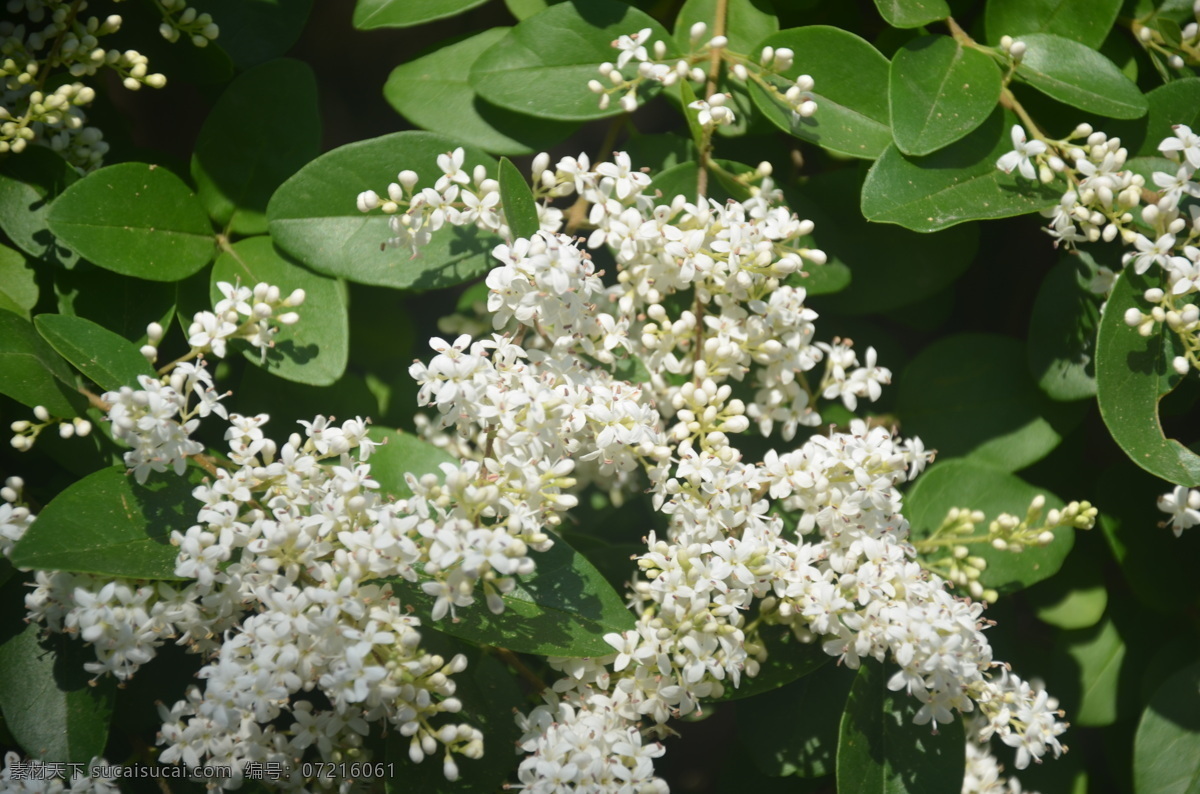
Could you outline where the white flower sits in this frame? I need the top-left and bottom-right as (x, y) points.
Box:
(996, 125), (1047, 180)
(1158, 486), (1200, 536)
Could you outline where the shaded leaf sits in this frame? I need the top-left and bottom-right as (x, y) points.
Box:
(192, 0), (313, 69)
(353, 0), (488, 29)
(1133, 660), (1200, 794)
(35, 314), (154, 392)
(873, 0), (950, 28)
(47, 163), (216, 281)
(709, 625), (831, 702)
(1054, 616), (1126, 727)
(0, 310), (87, 417)
(0, 243), (38, 318)
(210, 236), (348, 386)
(0, 146), (80, 267)
(1027, 255), (1102, 401)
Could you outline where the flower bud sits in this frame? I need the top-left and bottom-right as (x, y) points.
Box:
(1174, 356), (1190, 375)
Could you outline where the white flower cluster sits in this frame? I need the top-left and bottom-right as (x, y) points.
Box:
(584, 25), (816, 120)
(353, 147), (1068, 791)
(1, 752), (119, 794)
(0, 0), (170, 168)
(0, 476), (33, 559)
(963, 719), (1042, 794)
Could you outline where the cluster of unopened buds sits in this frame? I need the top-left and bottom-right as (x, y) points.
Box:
(585, 24), (816, 120)
(9, 405), (92, 451)
(154, 0), (219, 47)
(915, 497), (1097, 603)
(1129, 0), (1200, 72)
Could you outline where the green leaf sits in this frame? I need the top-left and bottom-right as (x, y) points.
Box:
(363, 426), (458, 500)
(54, 266), (177, 344)
(0, 598), (116, 764)
(985, 0), (1122, 49)
(385, 29), (579, 156)
(470, 0), (678, 121)
(862, 107), (1061, 231)
(897, 333), (1082, 470)
(786, 170), (978, 314)
(353, 0), (488, 28)
(873, 0), (950, 28)
(0, 243), (38, 318)
(1033, 581), (1108, 629)
(505, 0), (555, 19)
(191, 59), (321, 236)
(0, 146), (80, 267)
(709, 625), (831, 702)
(47, 163), (216, 281)
(1133, 78), (1200, 157)
(384, 641), (524, 793)
(1134, 660), (1200, 794)
(1025, 545), (1108, 629)
(380, 534), (637, 657)
(748, 26), (892, 159)
(1095, 269), (1200, 486)
(1015, 33), (1148, 120)
(35, 314), (155, 392)
(837, 661), (966, 794)
(1055, 616), (1126, 727)
(210, 236), (348, 386)
(904, 458), (1074, 594)
(0, 310), (87, 417)
(1027, 255), (1102, 401)
(268, 131), (501, 290)
(498, 157), (541, 240)
(889, 35), (1003, 156)
(191, 0), (313, 69)
(738, 661), (856, 777)
(9, 466), (198, 579)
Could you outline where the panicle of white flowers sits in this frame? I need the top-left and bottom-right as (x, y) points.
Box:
(1, 751), (120, 793)
(583, 27), (816, 119)
(0, 0), (179, 169)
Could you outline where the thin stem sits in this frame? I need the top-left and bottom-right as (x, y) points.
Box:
(999, 88), (1045, 140)
(695, 0), (728, 199)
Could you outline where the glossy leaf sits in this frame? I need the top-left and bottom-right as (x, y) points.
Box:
(0, 604), (116, 764)
(0, 310), (87, 417)
(0, 243), (37, 318)
(380, 535), (637, 657)
(862, 108), (1061, 231)
(889, 35), (1002, 156)
(384, 29), (579, 156)
(837, 661), (965, 794)
(1027, 256), (1101, 401)
(498, 157), (540, 239)
(1054, 617), (1126, 727)
(985, 0), (1122, 49)
(748, 26), (892, 159)
(738, 661), (855, 777)
(364, 426), (458, 500)
(1133, 78), (1200, 157)
(0, 146), (80, 266)
(1015, 33), (1148, 120)
(1133, 660), (1200, 794)
(192, 0), (313, 69)
(873, 0), (949, 27)
(35, 314), (154, 392)
(353, 0), (488, 29)
(904, 459), (1074, 594)
(788, 170), (977, 314)
(1095, 269), (1200, 486)
(9, 466), (198, 579)
(47, 163), (216, 281)
(192, 59), (321, 235)
(709, 625), (831, 702)
(267, 131), (501, 290)
(470, 0), (678, 121)
(897, 334), (1082, 471)
(210, 236), (348, 386)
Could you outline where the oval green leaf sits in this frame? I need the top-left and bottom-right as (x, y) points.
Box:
(192, 59), (321, 236)
(836, 661), (966, 794)
(889, 35), (1002, 156)
(498, 157), (541, 240)
(0, 604), (116, 765)
(873, 0), (950, 28)
(0, 310), (87, 417)
(47, 163), (216, 281)
(1134, 660), (1200, 794)
(0, 146), (80, 267)
(1133, 78), (1200, 157)
(1095, 269), (1200, 487)
(470, 0), (678, 121)
(364, 426), (458, 500)
(35, 314), (155, 392)
(904, 458), (1074, 594)
(986, 0), (1122, 49)
(384, 28), (580, 156)
(1027, 255), (1102, 401)
(1053, 617), (1126, 727)
(748, 26), (892, 159)
(267, 131), (501, 290)
(210, 237), (348, 386)
(9, 466), (198, 580)
(0, 243), (37, 318)
(862, 108), (1061, 231)
(1015, 33), (1148, 120)
(381, 534), (637, 657)
(898, 333), (1082, 471)
(353, 0), (488, 29)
